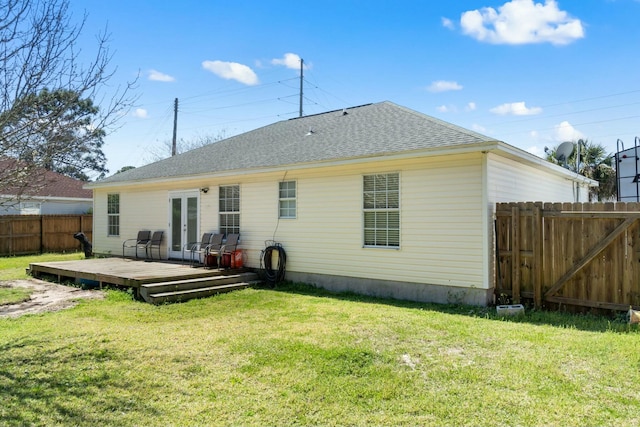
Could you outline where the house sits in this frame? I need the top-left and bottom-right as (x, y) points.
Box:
(0, 160), (93, 215)
(85, 101), (595, 305)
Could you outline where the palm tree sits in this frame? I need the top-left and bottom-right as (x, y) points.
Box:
(545, 139), (616, 201)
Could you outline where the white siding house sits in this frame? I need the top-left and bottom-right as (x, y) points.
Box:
(86, 102), (595, 305)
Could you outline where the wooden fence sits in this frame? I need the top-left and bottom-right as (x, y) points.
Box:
(0, 215), (92, 256)
(495, 202), (640, 312)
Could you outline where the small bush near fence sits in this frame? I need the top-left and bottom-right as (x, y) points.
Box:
(0, 215), (92, 256)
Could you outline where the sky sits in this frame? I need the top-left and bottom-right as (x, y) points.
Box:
(71, 0), (640, 176)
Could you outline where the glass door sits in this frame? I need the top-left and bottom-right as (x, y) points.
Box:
(169, 191), (199, 259)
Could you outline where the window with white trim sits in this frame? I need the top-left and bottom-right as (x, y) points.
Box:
(279, 181), (296, 219)
(219, 185), (240, 235)
(363, 173), (400, 248)
(107, 193), (120, 236)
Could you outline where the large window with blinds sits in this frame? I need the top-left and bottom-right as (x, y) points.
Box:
(219, 185), (240, 235)
(363, 173), (400, 248)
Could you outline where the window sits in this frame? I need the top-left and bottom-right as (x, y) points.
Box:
(107, 193), (120, 236)
(363, 173), (400, 247)
(219, 185), (240, 235)
(19, 202), (41, 215)
(279, 181), (296, 218)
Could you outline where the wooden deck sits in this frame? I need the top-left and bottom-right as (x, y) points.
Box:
(28, 258), (229, 289)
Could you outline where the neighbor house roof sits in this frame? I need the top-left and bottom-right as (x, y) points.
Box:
(90, 101), (499, 187)
(0, 159), (92, 199)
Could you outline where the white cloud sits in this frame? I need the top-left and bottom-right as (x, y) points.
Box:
(271, 53), (307, 70)
(436, 105), (458, 113)
(148, 69), (175, 82)
(132, 108), (148, 119)
(460, 0), (585, 45)
(472, 123), (487, 132)
(202, 60), (259, 85)
(554, 120), (585, 141)
(490, 101), (542, 115)
(527, 145), (546, 157)
(441, 17), (455, 30)
(465, 102), (477, 111)
(427, 80), (463, 93)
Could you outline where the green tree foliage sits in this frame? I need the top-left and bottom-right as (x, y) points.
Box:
(545, 139), (616, 201)
(2, 89), (108, 181)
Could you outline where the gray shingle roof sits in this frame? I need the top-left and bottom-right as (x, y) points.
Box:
(96, 101), (496, 185)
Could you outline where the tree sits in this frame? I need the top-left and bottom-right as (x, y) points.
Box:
(545, 139), (616, 201)
(0, 0), (136, 195)
(144, 131), (228, 164)
(2, 88), (108, 181)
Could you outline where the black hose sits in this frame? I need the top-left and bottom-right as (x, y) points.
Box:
(260, 243), (286, 287)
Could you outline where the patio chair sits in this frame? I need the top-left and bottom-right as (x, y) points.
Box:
(182, 232), (213, 266)
(203, 233), (224, 268)
(122, 230), (152, 259)
(145, 231), (164, 260)
(218, 233), (240, 268)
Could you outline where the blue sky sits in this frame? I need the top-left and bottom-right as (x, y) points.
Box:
(73, 0), (640, 175)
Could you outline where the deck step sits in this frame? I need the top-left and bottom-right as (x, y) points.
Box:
(139, 271), (259, 304)
(146, 282), (257, 305)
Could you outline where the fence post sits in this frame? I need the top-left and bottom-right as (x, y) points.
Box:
(511, 205), (520, 304)
(533, 204), (543, 308)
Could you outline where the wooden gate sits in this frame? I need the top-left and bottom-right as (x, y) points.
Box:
(495, 202), (640, 312)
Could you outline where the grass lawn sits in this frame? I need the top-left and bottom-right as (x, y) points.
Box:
(1, 255), (639, 426)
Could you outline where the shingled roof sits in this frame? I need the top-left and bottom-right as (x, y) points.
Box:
(95, 101), (497, 186)
(0, 159), (92, 199)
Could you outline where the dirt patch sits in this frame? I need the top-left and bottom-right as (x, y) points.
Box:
(0, 279), (104, 318)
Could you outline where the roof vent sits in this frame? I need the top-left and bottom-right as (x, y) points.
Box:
(342, 109), (348, 116)
(306, 128), (314, 136)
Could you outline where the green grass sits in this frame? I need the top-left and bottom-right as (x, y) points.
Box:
(0, 285), (31, 305)
(1, 255), (639, 426)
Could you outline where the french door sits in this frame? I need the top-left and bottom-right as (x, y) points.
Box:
(168, 191), (199, 259)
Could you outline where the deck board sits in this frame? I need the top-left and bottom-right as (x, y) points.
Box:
(28, 258), (223, 288)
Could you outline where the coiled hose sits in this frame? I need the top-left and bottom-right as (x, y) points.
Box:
(260, 242), (286, 287)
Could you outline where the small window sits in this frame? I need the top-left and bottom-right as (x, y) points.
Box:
(107, 193), (120, 236)
(363, 173), (400, 248)
(279, 181), (296, 219)
(219, 185), (240, 235)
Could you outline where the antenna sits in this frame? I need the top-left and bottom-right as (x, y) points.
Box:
(554, 141), (574, 168)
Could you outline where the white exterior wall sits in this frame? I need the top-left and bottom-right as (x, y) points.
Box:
(93, 153), (487, 294)
(487, 153), (588, 203)
(0, 197), (91, 215)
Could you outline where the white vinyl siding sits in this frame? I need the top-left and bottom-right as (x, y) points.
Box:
(487, 153), (585, 203)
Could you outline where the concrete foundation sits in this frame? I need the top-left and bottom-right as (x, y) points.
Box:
(286, 271), (493, 306)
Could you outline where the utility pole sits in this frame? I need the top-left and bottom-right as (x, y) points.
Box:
(299, 58), (304, 118)
(172, 98), (178, 156)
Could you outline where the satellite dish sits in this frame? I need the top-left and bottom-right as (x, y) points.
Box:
(554, 141), (574, 166)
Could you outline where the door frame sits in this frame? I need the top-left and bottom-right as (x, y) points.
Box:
(168, 190), (200, 259)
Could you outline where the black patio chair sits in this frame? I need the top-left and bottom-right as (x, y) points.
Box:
(182, 232), (213, 266)
(122, 230), (151, 259)
(145, 231), (164, 260)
